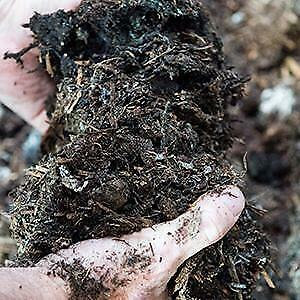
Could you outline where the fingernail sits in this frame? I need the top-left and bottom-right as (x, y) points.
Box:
(219, 186), (245, 217)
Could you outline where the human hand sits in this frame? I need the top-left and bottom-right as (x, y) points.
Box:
(0, 0), (80, 132)
(5, 186), (243, 299)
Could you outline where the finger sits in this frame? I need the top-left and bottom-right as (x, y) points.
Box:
(0, 0), (81, 132)
(40, 186), (245, 299)
(0, 40), (53, 132)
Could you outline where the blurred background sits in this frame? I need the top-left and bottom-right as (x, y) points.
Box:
(0, 0), (300, 299)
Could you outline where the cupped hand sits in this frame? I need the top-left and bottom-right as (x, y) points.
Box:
(0, 0), (80, 132)
(38, 186), (245, 299)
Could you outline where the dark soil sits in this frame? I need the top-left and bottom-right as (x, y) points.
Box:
(0, 107), (28, 211)
(9, 0), (270, 299)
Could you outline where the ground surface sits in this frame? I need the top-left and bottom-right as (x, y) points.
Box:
(202, 1), (300, 299)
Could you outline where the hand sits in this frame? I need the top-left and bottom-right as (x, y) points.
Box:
(0, 186), (245, 299)
(0, 0), (80, 132)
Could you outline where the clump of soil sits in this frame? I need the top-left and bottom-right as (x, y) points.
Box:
(9, 0), (270, 298)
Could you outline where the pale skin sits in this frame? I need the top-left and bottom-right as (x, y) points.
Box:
(0, 1), (246, 299)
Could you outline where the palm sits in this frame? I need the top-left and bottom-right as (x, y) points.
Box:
(38, 187), (244, 299)
(0, 0), (80, 132)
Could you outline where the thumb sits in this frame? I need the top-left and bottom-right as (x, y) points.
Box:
(123, 185), (245, 297)
(150, 185), (245, 261)
(40, 186), (245, 299)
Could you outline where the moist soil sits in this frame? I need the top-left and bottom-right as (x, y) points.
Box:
(9, 0), (270, 299)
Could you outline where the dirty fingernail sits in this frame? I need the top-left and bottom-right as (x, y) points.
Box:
(219, 186), (245, 217)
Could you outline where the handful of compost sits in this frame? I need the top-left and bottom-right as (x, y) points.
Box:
(6, 0), (270, 299)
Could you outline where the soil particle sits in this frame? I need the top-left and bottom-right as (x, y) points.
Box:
(8, 0), (270, 299)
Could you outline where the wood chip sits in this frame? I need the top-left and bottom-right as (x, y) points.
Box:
(262, 270), (276, 289)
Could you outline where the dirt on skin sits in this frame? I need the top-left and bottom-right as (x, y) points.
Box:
(8, 0), (270, 299)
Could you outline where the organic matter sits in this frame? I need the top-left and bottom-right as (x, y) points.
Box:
(9, 0), (270, 298)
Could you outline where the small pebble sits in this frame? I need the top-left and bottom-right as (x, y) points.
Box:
(22, 129), (42, 165)
(231, 11), (245, 25)
(260, 84), (296, 119)
(0, 166), (11, 184)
